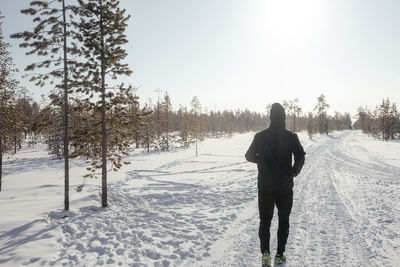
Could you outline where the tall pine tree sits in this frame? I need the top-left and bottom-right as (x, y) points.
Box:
(72, 0), (142, 207)
(11, 0), (75, 210)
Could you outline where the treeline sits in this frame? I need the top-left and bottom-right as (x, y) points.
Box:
(138, 94), (268, 152)
(354, 98), (400, 140)
(43, 93), (354, 155)
(1, 10), (22, 192)
(2, 91), (355, 163)
(3, 92), (269, 153)
(0, 89), (40, 156)
(280, 95), (352, 139)
(8, 93), (354, 160)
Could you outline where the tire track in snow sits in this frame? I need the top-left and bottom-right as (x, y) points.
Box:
(328, 132), (400, 266)
(289, 131), (370, 266)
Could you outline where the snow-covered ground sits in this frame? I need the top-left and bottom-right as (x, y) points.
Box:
(0, 130), (399, 266)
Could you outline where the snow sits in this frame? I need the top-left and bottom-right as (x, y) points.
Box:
(0, 130), (399, 266)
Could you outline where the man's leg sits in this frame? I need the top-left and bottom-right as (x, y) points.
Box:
(258, 190), (275, 254)
(275, 189), (293, 255)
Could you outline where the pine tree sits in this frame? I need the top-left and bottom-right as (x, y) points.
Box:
(0, 90), (19, 192)
(45, 104), (64, 159)
(72, 0), (141, 207)
(11, 0), (75, 209)
(333, 111), (342, 131)
(378, 98), (390, 140)
(159, 92), (174, 151)
(190, 96), (201, 156)
(357, 106), (368, 133)
(343, 113), (353, 130)
(177, 105), (193, 148)
(12, 98), (24, 154)
(389, 103), (398, 139)
(0, 12), (19, 191)
(283, 98), (302, 132)
(140, 103), (155, 152)
(154, 89), (162, 143)
(16, 88), (40, 143)
(314, 94), (329, 135)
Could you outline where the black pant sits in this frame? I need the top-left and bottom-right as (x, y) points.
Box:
(258, 189), (293, 254)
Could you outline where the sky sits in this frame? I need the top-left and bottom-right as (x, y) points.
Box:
(2, 0), (400, 116)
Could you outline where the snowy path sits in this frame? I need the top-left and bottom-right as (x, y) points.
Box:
(0, 131), (399, 266)
(207, 130), (400, 267)
(289, 131), (400, 266)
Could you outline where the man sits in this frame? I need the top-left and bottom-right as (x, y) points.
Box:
(245, 103), (305, 267)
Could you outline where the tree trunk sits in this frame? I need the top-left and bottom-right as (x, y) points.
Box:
(100, 0), (108, 207)
(62, 0), (70, 211)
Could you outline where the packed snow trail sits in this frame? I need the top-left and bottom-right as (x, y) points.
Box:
(203, 130), (400, 267)
(0, 131), (399, 266)
(291, 131), (399, 267)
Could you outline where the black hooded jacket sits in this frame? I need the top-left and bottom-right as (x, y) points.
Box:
(245, 121), (306, 191)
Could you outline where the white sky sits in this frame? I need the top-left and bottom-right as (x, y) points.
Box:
(2, 0), (400, 116)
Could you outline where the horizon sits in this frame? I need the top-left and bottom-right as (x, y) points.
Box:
(1, 0), (400, 116)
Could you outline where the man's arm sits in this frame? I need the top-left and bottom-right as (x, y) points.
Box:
(292, 134), (306, 176)
(245, 136), (257, 163)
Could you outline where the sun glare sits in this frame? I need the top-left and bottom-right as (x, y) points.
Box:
(260, 0), (325, 42)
